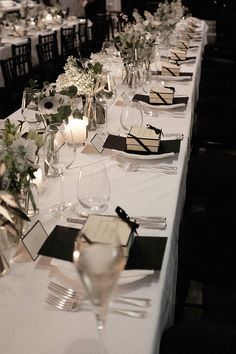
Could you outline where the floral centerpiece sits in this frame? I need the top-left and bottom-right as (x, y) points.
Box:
(113, 15), (156, 67)
(55, 56), (104, 129)
(113, 13), (156, 88)
(0, 163), (29, 240)
(0, 119), (41, 219)
(154, 0), (187, 32)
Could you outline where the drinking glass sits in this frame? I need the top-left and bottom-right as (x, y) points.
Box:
(120, 100), (143, 132)
(43, 123), (76, 217)
(76, 162), (110, 213)
(95, 72), (117, 136)
(21, 89), (44, 131)
(142, 67), (153, 94)
(73, 230), (125, 353)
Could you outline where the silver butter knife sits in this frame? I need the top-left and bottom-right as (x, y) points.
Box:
(67, 217), (167, 230)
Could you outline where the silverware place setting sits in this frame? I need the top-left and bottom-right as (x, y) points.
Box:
(48, 281), (151, 307)
(46, 281), (150, 318)
(116, 155), (178, 175)
(46, 294), (146, 318)
(67, 215), (167, 230)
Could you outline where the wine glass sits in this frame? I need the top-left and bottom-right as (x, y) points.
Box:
(43, 122), (76, 217)
(76, 162), (110, 214)
(21, 88), (44, 131)
(120, 100), (143, 132)
(95, 72), (117, 136)
(73, 230), (125, 353)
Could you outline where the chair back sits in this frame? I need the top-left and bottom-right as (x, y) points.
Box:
(38, 31), (57, 44)
(36, 37), (62, 82)
(77, 19), (94, 58)
(60, 25), (76, 57)
(0, 53), (31, 88)
(11, 38), (32, 71)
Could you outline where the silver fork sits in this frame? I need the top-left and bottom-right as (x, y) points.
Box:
(48, 281), (151, 308)
(46, 294), (146, 318)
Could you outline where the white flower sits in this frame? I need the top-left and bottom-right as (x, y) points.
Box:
(38, 95), (62, 115)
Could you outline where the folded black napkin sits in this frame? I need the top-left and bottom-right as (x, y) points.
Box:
(156, 71), (193, 77)
(103, 134), (181, 155)
(133, 94), (189, 106)
(38, 225), (167, 271)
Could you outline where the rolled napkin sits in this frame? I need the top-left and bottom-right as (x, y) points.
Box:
(149, 83), (175, 104)
(161, 62), (180, 76)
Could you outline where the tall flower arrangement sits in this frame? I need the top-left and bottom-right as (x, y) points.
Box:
(113, 17), (156, 67)
(154, 0), (187, 29)
(56, 56), (103, 98)
(0, 119), (40, 196)
(0, 163), (29, 238)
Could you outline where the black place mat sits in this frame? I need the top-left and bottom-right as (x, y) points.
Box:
(103, 134), (181, 155)
(156, 71), (193, 77)
(133, 94), (189, 106)
(38, 225), (167, 270)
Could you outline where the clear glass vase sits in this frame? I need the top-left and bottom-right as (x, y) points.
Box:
(82, 96), (97, 131)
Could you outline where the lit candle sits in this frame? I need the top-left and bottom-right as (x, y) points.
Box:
(65, 117), (87, 146)
(45, 14), (53, 25)
(33, 168), (43, 190)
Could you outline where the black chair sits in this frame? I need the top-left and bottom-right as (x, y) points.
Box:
(38, 31), (57, 44)
(36, 35), (63, 83)
(60, 25), (76, 59)
(160, 318), (236, 354)
(92, 13), (111, 52)
(0, 53), (32, 117)
(11, 38), (32, 61)
(192, 96), (236, 154)
(175, 210), (236, 324)
(183, 152), (236, 215)
(76, 19), (94, 59)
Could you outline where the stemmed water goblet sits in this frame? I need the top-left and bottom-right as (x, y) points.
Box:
(21, 88), (44, 131)
(43, 122), (76, 217)
(76, 161), (110, 214)
(95, 72), (117, 136)
(73, 229), (126, 353)
(120, 98), (143, 132)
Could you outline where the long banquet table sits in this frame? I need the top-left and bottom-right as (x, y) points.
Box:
(0, 17), (91, 87)
(0, 20), (207, 354)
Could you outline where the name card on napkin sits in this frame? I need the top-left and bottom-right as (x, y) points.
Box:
(22, 221), (48, 260)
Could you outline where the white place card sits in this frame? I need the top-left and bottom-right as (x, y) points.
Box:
(90, 133), (105, 154)
(22, 221), (48, 261)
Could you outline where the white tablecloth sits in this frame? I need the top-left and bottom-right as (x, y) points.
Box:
(0, 18), (91, 87)
(0, 20), (207, 354)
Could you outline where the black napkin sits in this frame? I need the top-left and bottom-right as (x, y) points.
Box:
(133, 94), (189, 106)
(38, 225), (80, 262)
(156, 71), (193, 77)
(38, 225), (167, 271)
(103, 135), (181, 155)
(125, 236), (167, 270)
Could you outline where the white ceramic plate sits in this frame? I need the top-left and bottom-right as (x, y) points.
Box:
(51, 259), (154, 286)
(139, 100), (186, 111)
(158, 75), (192, 81)
(115, 151), (176, 160)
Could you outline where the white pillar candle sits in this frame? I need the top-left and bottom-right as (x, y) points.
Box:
(33, 168), (43, 190)
(65, 117), (87, 146)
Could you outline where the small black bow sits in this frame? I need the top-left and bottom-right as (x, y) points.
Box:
(146, 124), (164, 137)
(115, 206), (139, 234)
